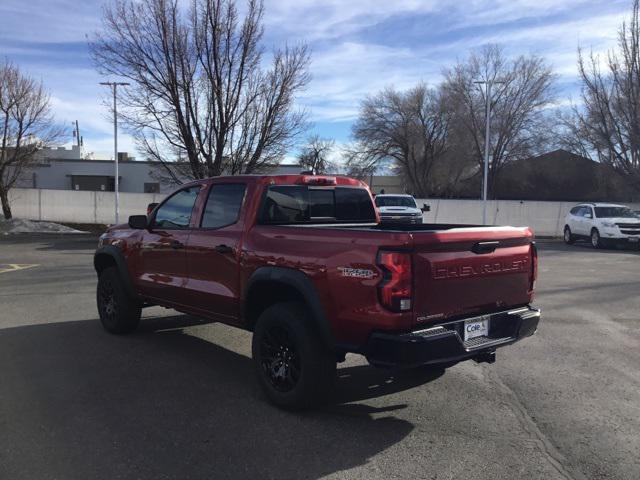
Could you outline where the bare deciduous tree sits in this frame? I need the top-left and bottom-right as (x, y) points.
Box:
(346, 84), (452, 197)
(429, 114), (479, 198)
(145, 140), (193, 187)
(297, 135), (336, 173)
(90, 0), (310, 180)
(0, 61), (62, 219)
(443, 45), (555, 198)
(564, 0), (640, 189)
(344, 143), (381, 180)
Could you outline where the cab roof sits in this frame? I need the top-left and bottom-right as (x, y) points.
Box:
(182, 174), (368, 188)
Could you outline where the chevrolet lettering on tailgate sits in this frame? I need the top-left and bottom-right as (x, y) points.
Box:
(433, 258), (529, 280)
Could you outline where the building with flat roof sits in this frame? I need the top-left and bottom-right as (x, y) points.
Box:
(15, 146), (306, 194)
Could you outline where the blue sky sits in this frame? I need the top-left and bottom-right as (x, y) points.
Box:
(0, 0), (632, 161)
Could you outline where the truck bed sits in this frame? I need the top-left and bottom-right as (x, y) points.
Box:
(249, 221), (536, 339)
(283, 222), (511, 232)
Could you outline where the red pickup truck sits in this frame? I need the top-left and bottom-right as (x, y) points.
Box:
(94, 174), (540, 409)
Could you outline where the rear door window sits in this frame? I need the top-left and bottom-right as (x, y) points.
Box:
(201, 184), (246, 229)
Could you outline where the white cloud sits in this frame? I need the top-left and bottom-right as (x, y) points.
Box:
(451, 0), (593, 29)
(286, 2), (629, 124)
(0, 0), (101, 43)
(39, 67), (137, 158)
(1, 0), (634, 153)
(298, 42), (441, 122)
(264, 0), (439, 41)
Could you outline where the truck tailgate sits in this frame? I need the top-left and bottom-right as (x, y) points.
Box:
(410, 226), (534, 325)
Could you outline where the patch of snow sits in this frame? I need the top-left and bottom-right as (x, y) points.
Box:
(0, 218), (87, 234)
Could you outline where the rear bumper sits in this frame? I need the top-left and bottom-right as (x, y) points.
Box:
(365, 306), (541, 368)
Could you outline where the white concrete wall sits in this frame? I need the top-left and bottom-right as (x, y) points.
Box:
(7, 188), (640, 236)
(417, 198), (640, 237)
(9, 188), (160, 225)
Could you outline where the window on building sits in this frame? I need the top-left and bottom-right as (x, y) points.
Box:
(144, 182), (160, 193)
(70, 175), (114, 191)
(201, 184), (246, 229)
(153, 186), (200, 229)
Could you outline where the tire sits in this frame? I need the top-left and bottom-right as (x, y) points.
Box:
(563, 226), (575, 245)
(252, 302), (336, 410)
(591, 228), (603, 249)
(96, 266), (142, 334)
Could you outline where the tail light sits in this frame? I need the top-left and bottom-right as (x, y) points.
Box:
(299, 175), (337, 186)
(530, 241), (538, 292)
(377, 250), (412, 312)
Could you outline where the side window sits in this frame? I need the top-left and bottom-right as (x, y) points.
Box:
(153, 187), (200, 229)
(201, 184), (246, 229)
(570, 206), (581, 216)
(583, 207), (593, 218)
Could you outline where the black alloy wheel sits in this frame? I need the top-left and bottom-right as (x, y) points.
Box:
(98, 279), (118, 324)
(96, 267), (141, 334)
(252, 302), (336, 409)
(259, 325), (301, 393)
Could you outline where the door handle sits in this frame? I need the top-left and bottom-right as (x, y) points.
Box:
(171, 240), (184, 249)
(214, 244), (233, 254)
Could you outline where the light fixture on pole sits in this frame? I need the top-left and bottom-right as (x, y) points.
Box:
(99, 81), (129, 224)
(473, 79), (504, 225)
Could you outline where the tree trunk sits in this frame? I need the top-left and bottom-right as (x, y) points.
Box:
(0, 184), (12, 220)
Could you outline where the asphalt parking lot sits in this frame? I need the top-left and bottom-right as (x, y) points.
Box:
(0, 234), (638, 480)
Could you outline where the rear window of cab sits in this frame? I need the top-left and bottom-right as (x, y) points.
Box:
(260, 185), (376, 224)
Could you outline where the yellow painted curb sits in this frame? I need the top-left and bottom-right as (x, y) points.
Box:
(0, 264), (40, 274)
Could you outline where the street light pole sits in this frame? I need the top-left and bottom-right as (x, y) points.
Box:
(99, 81), (129, 224)
(474, 79), (503, 225)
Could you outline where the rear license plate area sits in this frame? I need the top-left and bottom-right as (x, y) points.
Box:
(464, 317), (490, 341)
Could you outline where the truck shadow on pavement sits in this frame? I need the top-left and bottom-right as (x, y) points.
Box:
(0, 314), (443, 480)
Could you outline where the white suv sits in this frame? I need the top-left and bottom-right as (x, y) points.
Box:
(564, 203), (640, 248)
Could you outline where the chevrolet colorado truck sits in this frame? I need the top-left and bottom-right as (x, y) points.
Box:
(94, 174), (540, 409)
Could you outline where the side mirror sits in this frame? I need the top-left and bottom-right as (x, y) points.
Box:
(147, 202), (159, 216)
(421, 203), (431, 212)
(128, 215), (148, 230)
(585, 213), (592, 219)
